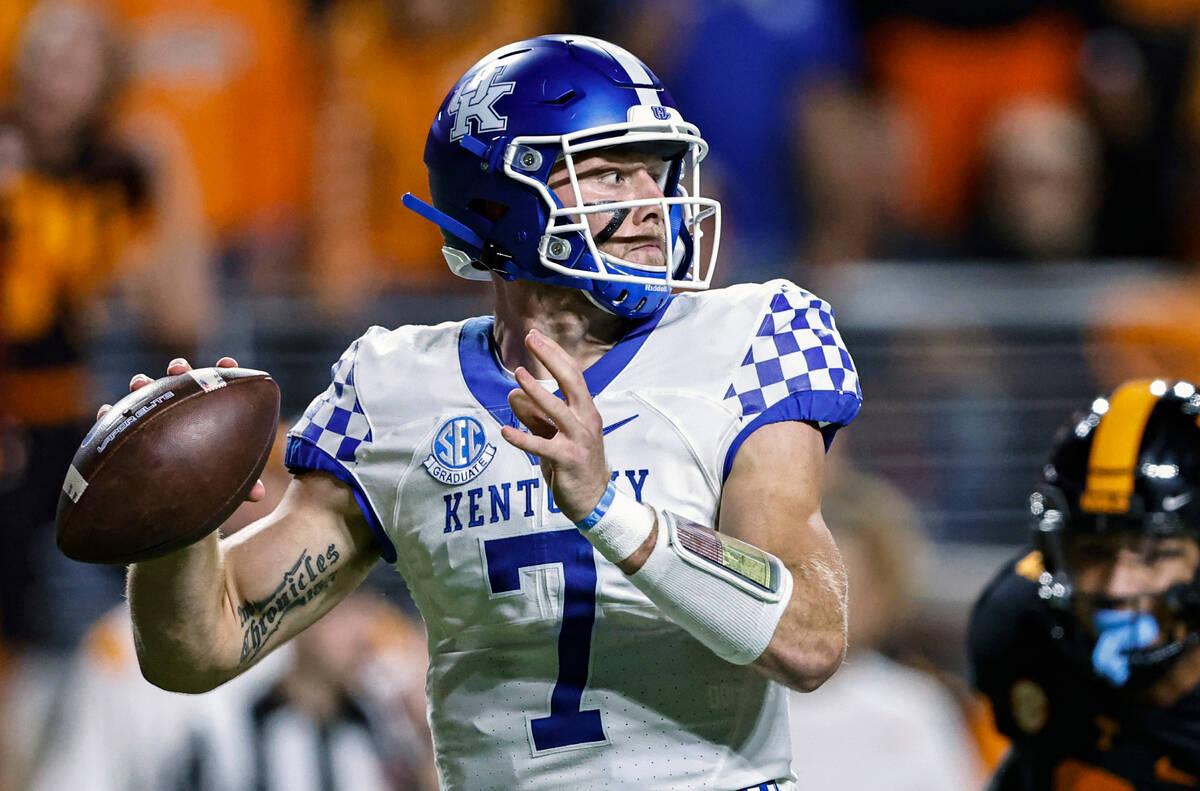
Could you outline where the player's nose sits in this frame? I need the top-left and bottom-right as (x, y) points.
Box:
(628, 167), (665, 225)
(631, 166), (665, 200)
(1102, 549), (1153, 601)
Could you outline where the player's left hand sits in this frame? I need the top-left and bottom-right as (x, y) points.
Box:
(500, 329), (610, 523)
(96, 356), (267, 503)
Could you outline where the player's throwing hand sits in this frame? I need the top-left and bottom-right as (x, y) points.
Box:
(95, 356), (266, 503)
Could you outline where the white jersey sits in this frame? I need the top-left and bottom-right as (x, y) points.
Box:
(286, 279), (861, 791)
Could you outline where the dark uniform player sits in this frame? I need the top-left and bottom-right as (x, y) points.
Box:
(970, 378), (1200, 790)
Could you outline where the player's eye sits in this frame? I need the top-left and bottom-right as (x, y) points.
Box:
(1145, 546), (1186, 564)
(1070, 541), (1116, 567)
(1076, 547), (1113, 565)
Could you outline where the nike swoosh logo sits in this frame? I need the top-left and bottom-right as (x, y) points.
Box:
(602, 415), (639, 436)
(1163, 493), (1193, 512)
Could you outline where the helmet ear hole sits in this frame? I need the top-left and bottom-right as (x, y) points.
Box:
(612, 289), (628, 305)
(469, 199), (509, 222)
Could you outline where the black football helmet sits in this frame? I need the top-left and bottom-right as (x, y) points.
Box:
(1030, 378), (1200, 684)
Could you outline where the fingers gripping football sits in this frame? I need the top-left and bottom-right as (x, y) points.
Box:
(95, 357), (265, 503)
(500, 330), (611, 523)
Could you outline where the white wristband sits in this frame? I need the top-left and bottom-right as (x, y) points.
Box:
(575, 484), (655, 564)
(630, 509), (793, 665)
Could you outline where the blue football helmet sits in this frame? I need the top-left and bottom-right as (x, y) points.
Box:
(402, 34), (721, 320)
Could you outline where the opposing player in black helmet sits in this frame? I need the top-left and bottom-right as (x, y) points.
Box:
(969, 378), (1200, 790)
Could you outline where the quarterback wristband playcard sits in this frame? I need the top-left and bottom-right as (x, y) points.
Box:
(666, 512), (785, 601)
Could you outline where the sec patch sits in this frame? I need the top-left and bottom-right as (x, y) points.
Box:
(424, 416), (496, 485)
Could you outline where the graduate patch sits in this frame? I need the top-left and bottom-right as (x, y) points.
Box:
(424, 416), (496, 485)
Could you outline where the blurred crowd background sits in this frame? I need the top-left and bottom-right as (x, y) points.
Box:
(1, 0), (1199, 788)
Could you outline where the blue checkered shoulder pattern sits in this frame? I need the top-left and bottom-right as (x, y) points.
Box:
(723, 286), (860, 421)
(293, 341), (373, 463)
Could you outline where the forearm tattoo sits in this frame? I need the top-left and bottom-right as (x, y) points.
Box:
(236, 544), (342, 665)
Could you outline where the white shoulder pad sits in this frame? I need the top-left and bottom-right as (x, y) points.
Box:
(719, 279), (861, 425)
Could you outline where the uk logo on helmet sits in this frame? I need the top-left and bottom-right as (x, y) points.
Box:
(424, 416), (497, 485)
(651, 106), (671, 121)
(448, 64), (517, 142)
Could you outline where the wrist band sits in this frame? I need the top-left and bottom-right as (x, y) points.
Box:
(575, 482), (618, 530)
(576, 485), (655, 564)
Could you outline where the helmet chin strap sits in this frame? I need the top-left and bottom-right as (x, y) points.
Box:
(569, 199), (674, 319)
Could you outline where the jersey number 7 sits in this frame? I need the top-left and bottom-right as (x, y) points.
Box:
(484, 529), (608, 752)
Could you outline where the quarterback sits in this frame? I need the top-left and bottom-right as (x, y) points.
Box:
(117, 36), (862, 789)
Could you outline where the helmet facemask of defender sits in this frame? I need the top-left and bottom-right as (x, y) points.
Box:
(1031, 379), (1200, 687)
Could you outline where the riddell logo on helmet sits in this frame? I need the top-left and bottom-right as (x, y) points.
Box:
(448, 64), (517, 142)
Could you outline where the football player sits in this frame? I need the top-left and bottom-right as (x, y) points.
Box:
(970, 378), (1200, 789)
(111, 35), (862, 789)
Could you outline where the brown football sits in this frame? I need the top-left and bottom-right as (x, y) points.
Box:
(55, 367), (281, 564)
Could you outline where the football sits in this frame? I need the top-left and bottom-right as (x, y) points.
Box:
(55, 367), (281, 565)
